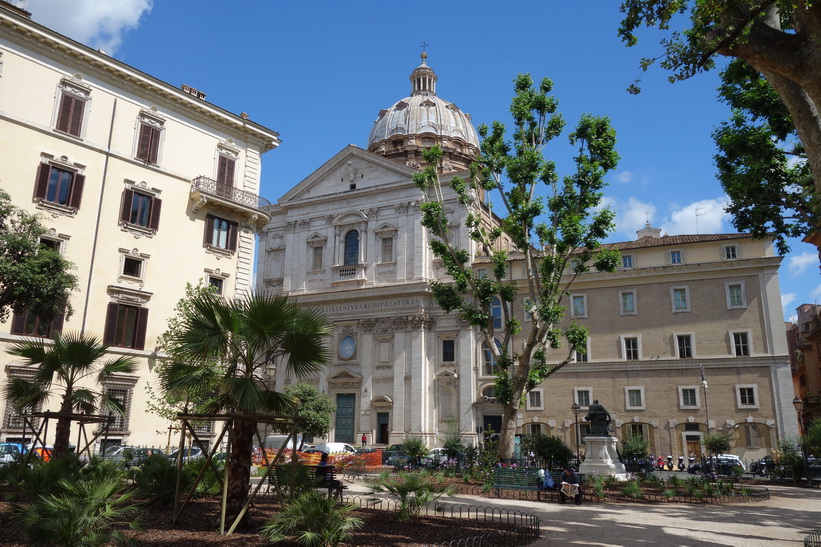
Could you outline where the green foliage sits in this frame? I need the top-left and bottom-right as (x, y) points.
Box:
(620, 435), (650, 460)
(261, 489), (363, 546)
(271, 383), (335, 443)
(10, 457), (141, 547)
(441, 420), (465, 461)
(274, 464), (319, 502)
(520, 434), (572, 469)
(133, 454), (191, 506)
(590, 474), (606, 500)
(5, 332), (136, 455)
(773, 439), (804, 481)
(184, 457), (224, 496)
(620, 479), (643, 499)
(0, 188), (78, 323)
(703, 433), (731, 455)
(401, 437), (429, 463)
(415, 74), (619, 460)
(713, 59), (814, 254)
(804, 420), (821, 456)
(368, 471), (455, 522)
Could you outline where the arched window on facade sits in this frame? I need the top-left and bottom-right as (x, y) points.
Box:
(490, 297), (502, 329)
(482, 339), (502, 376)
(344, 230), (359, 265)
(481, 385), (496, 398)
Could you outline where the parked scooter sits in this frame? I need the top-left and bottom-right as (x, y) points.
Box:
(657, 456), (665, 470)
(666, 456), (674, 470)
(677, 456), (686, 472)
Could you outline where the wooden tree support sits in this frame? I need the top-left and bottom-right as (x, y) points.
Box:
(16, 410), (114, 467)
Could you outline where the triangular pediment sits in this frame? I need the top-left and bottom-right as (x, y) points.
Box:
(327, 368), (362, 383)
(278, 145), (417, 204)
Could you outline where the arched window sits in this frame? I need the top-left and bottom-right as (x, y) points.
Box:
(490, 297), (502, 329)
(481, 385), (496, 398)
(482, 339), (502, 376)
(344, 230), (359, 265)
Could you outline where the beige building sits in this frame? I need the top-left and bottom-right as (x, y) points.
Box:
(0, 3), (279, 451)
(258, 54), (796, 462)
(787, 304), (821, 430)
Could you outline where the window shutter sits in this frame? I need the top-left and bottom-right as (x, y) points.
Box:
(228, 220), (239, 251)
(10, 312), (26, 335)
(120, 189), (134, 223)
(148, 197), (162, 230)
(68, 174), (84, 209)
(217, 156), (235, 186)
(68, 99), (84, 137)
(34, 163), (51, 200)
(137, 123), (159, 163)
(56, 95), (74, 133)
(103, 303), (119, 344)
(148, 127), (160, 164)
(134, 308), (149, 350)
(204, 215), (215, 245)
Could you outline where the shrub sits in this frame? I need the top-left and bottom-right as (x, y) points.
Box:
(620, 480), (643, 499)
(620, 436), (649, 460)
(261, 489), (362, 546)
(401, 437), (428, 466)
(773, 439), (804, 481)
(520, 434), (573, 469)
(184, 457), (225, 496)
(368, 471), (454, 522)
(133, 454), (191, 506)
(703, 433), (731, 455)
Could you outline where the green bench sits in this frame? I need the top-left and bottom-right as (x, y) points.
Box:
(492, 468), (585, 503)
(267, 464), (347, 500)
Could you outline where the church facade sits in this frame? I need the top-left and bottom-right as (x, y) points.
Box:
(258, 55), (796, 461)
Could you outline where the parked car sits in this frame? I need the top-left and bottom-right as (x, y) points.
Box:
(421, 447), (448, 469)
(750, 456), (776, 476)
(167, 447), (203, 463)
(0, 442), (27, 465)
(687, 456), (743, 476)
(103, 446), (155, 467)
(314, 442), (356, 455)
(382, 443), (404, 464)
(715, 453), (746, 471)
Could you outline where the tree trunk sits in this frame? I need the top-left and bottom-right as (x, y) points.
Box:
(226, 416), (255, 526)
(498, 403), (519, 462)
(52, 395), (73, 456)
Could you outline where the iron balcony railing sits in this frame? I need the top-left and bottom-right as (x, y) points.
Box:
(191, 176), (271, 210)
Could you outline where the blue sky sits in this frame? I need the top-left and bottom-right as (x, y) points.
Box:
(24, 0), (820, 320)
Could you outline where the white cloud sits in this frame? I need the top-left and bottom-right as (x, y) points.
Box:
(812, 284), (821, 302)
(782, 292), (796, 318)
(613, 170), (634, 184)
(28, 0), (152, 54)
(787, 252), (818, 277)
(660, 197), (730, 236)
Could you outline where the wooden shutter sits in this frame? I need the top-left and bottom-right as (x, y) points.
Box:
(34, 163), (51, 200)
(68, 174), (84, 209)
(137, 124), (160, 163)
(56, 95), (84, 137)
(204, 215), (215, 245)
(228, 220), (239, 251)
(148, 197), (162, 231)
(134, 308), (149, 350)
(103, 302), (119, 344)
(10, 312), (27, 335)
(68, 99), (84, 137)
(148, 127), (160, 164)
(217, 156), (235, 186)
(120, 189), (134, 223)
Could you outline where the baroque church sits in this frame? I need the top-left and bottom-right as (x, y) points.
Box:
(258, 54), (795, 460)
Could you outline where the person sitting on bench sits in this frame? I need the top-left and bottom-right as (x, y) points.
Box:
(559, 467), (582, 505)
(316, 452), (344, 496)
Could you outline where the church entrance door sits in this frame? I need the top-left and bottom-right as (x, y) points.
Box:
(335, 393), (356, 443)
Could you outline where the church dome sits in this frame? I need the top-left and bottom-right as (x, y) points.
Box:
(367, 53), (480, 172)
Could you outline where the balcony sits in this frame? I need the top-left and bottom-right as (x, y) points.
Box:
(331, 263), (367, 285)
(190, 176), (271, 229)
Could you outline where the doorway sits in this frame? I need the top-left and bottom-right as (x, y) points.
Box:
(377, 412), (389, 444)
(335, 393), (356, 443)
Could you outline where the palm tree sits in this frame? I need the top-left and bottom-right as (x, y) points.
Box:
(163, 292), (329, 524)
(6, 332), (137, 456)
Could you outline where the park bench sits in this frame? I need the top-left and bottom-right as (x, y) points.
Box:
(492, 468), (585, 503)
(267, 464), (348, 500)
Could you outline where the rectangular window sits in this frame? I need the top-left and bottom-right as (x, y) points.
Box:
(381, 236), (394, 262)
(2, 371), (40, 429)
(136, 122), (161, 164)
(527, 423), (544, 435)
(672, 286), (690, 312)
(34, 162), (85, 209)
(738, 386), (756, 406)
(623, 336), (639, 360)
(523, 299), (534, 322)
(105, 386), (132, 431)
(10, 308), (64, 338)
(527, 390), (543, 410)
(208, 276), (224, 295)
(726, 282), (746, 309)
(204, 215), (239, 252)
(723, 245), (738, 260)
(217, 155), (236, 186)
(575, 388), (591, 408)
(679, 387), (699, 408)
(625, 387), (644, 409)
(620, 290), (636, 315)
(677, 334), (693, 358)
(122, 256), (143, 278)
(621, 254), (634, 268)
(571, 294), (587, 318)
(575, 347), (588, 362)
(744, 424), (760, 448)
(669, 250), (683, 264)
(311, 245), (323, 270)
(55, 93), (85, 137)
(103, 303), (148, 350)
(442, 339), (455, 362)
(626, 424), (648, 440)
(733, 332), (750, 356)
(120, 189), (161, 230)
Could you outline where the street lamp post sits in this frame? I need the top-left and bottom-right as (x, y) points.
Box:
(571, 402), (580, 469)
(792, 397), (811, 483)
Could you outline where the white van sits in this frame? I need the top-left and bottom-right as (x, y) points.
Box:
(264, 435), (305, 450)
(314, 442), (356, 455)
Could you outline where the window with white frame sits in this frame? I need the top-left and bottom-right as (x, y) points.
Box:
(725, 281), (746, 309)
(119, 249), (149, 281)
(574, 388), (591, 408)
(380, 236), (394, 262)
(54, 77), (91, 138)
(722, 244), (740, 260)
(744, 424), (760, 448)
(619, 289), (637, 315)
(103, 383), (135, 432)
(625, 387), (645, 409)
(574, 339), (589, 362)
(481, 385), (496, 398)
(736, 384), (759, 409)
(490, 297), (502, 329)
(135, 112), (164, 165)
(441, 338), (455, 363)
(307, 235), (326, 271)
(376, 225), (397, 263)
(2, 369), (40, 429)
(527, 389), (544, 410)
(731, 331), (752, 356)
(671, 286), (690, 312)
(481, 339), (502, 376)
(679, 386), (700, 409)
(311, 245), (324, 270)
(668, 249), (685, 264)
(523, 299), (534, 322)
(526, 423), (544, 435)
(571, 293), (587, 318)
(621, 254), (635, 269)
(621, 335), (640, 360)
(625, 423), (649, 440)
(676, 333), (694, 358)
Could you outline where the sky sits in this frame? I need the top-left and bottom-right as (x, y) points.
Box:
(21, 0), (821, 321)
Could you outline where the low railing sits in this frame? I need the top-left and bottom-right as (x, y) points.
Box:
(332, 264), (366, 282)
(191, 176), (271, 209)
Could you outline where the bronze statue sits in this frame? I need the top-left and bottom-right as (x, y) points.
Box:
(584, 399), (612, 436)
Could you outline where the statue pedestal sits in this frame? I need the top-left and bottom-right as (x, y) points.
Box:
(579, 436), (627, 476)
